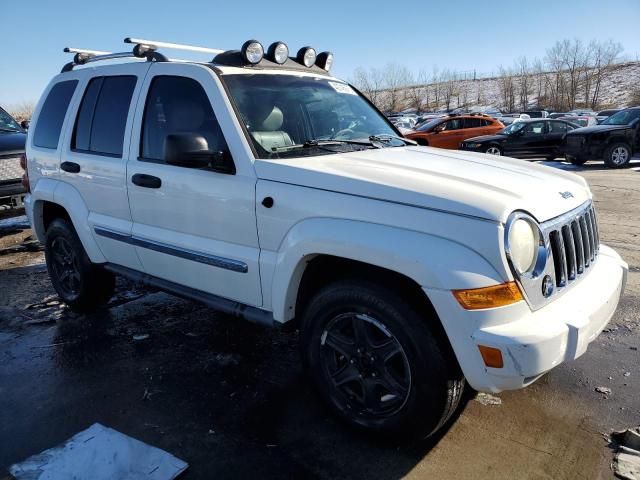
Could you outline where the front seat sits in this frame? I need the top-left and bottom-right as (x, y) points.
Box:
(250, 106), (294, 151)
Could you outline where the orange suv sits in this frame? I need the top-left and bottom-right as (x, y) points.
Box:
(405, 114), (504, 149)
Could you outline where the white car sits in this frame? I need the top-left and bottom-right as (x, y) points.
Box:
(23, 37), (627, 439)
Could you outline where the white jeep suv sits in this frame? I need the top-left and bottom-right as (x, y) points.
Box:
(24, 38), (627, 438)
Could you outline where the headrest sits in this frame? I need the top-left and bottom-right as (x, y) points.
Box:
(259, 106), (284, 131)
(168, 100), (205, 131)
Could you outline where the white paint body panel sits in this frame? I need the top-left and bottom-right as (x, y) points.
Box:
(25, 61), (627, 393)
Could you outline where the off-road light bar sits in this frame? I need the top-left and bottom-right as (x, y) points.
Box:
(316, 51), (333, 71)
(297, 46), (317, 67)
(241, 40), (264, 64)
(267, 41), (289, 64)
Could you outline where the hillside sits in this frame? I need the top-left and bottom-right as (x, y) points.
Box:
(375, 61), (640, 113)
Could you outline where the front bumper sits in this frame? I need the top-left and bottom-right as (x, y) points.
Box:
(426, 244), (627, 392)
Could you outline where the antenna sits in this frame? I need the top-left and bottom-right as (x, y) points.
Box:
(124, 37), (225, 55)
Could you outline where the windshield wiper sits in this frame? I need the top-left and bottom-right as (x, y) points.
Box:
(368, 134), (416, 146)
(0, 127), (20, 133)
(270, 138), (380, 153)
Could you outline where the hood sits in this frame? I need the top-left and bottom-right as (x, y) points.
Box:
(255, 146), (591, 223)
(567, 124), (628, 135)
(0, 131), (27, 154)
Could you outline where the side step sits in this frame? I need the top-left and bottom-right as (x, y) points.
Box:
(104, 263), (274, 327)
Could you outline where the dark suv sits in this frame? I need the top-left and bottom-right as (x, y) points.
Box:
(564, 106), (640, 168)
(0, 106), (28, 209)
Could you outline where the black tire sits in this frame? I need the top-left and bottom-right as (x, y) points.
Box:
(485, 145), (502, 156)
(566, 155), (587, 166)
(45, 218), (115, 311)
(300, 280), (464, 439)
(604, 142), (632, 168)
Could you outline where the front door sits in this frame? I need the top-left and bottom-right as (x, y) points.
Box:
(505, 121), (548, 157)
(126, 63), (262, 307)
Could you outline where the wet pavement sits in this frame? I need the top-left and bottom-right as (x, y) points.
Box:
(1, 160), (639, 479)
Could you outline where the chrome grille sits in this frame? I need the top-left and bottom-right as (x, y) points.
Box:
(546, 203), (599, 288)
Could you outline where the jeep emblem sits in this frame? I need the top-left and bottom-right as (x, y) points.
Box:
(559, 191), (574, 199)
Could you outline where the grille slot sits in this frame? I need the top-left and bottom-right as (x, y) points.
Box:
(547, 204), (599, 288)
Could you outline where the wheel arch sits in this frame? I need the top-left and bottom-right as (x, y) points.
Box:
(30, 179), (105, 263)
(269, 218), (504, 324)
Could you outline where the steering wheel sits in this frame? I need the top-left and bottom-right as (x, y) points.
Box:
(332, 128), (355, 139)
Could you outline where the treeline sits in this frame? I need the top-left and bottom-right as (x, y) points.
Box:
(352, 39), (625, 113)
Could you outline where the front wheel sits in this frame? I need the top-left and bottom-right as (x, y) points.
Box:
(485, 145), (502, 155)
(300, 281), (464, 438)
(604, 142), (632, 168)
(45, 218), (115, 311)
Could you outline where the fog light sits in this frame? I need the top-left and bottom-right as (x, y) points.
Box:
(241, 40), (264, 64)
(297, 46), (316, 67)
(267, 41), (289, 64)
(316, 51), (333, 71)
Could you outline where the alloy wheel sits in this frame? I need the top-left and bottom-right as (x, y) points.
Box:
(611, 146), (629, 165)
(50, 237), (81, 298)
(486, 146), (501, 155)
(320, 313), (411, 418)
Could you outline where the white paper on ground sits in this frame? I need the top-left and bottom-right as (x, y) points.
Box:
(10, 423), (188, 480)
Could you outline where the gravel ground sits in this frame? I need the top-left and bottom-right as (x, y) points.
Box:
(0, 159), (638, 479)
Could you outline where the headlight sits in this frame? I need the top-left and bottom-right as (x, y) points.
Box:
(267, 41), (289, 64)
(241, 40), (264, 64)
(467, 143), (483, 148)
(297, 46), (316, 67)
(505, 214), (541, 275)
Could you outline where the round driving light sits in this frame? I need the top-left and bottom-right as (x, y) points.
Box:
(297, 46), (316, 67)
(507, 217), (540, 274)
(267, 41), (289, 64)
(316, 51), (334, 71)
(241, 40), (264, 64)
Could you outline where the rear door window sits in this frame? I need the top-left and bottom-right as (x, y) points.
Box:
(463, 118), (482, 128)
(33, 80), (78, 149)
(72, 76), (137, 157)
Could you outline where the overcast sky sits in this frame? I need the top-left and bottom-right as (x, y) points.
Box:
(2, 0), (639, 106)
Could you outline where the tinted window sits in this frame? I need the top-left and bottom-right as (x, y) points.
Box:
(141, 76), (228, 161)
(73, 78), (103, 151)
(480, 119), (491, 126)
(549, 121), (569, 133)
(33, 80), (78, 149)
(95, 76), (136, 155)
(445, 119), (463, 130)
(523, 121), (546, 136)
(463, 118), (482, 128)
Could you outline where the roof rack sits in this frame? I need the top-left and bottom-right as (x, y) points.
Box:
(124, 37), (225, 56)
(61, 40), (169, 73)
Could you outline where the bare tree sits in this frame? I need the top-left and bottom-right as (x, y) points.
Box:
(351, 67), (386, 110)
(586, 39), (623, 109)
(515, 57), (531, 110)
(497, 65), (516, 112)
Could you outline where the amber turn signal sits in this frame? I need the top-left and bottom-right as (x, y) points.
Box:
(478, 345), (504, 368)
(452, 282), (523, 310)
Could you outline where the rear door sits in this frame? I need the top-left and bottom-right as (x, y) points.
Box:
(461, 117), (485, 143)
(60, 63), (150, 270)
(126, 63), (262, 307)
(545, 121), (573, 157)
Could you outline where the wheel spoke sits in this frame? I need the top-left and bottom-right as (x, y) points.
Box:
(331, 363), (361, 387)
(323, 330), (356, 358)
(377, 367), (409, 398)
(361, 377), (380, 411)
(372, 338), (402, 362)
(352, 316), (370, 349)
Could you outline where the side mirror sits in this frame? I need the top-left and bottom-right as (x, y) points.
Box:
(20, 120), (30, 130)
(164, 133), (234, 174)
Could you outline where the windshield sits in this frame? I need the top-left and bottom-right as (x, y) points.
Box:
(0, 108), (22, 132)
(500, 122), (526, 135)
(221, 74), (402, 158)
(601, 109), (640, 126)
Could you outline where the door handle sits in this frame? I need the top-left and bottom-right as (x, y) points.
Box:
(60, 161), (81, 173)
(132, 173), (162, 189)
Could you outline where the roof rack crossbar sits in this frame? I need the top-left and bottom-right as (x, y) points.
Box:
(61, 45), (168, 73)
(124, 37), (224, 55)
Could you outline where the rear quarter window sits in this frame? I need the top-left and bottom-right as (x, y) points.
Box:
(33, 80), (78, 149)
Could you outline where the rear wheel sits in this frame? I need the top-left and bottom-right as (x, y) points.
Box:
(604, 142), (631, 168)
(485, 145), (502, 155)
(45, 218), (115, 311)
(300, 280), (464, 438)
